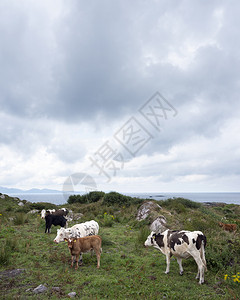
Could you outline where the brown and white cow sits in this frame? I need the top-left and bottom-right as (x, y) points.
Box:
(218, 222), (237, 232)
(65, 235), (102, 269)
(145, 230), (207, 284)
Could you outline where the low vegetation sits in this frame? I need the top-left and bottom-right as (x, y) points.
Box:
(0, 192), (239, 299)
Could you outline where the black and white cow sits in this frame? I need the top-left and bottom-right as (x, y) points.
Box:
(145, 230), (207, 284)
(41, 208), (68, 219)
(45, 214), (67, 233)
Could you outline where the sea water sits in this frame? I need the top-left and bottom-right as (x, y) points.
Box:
(9, 192), (240, 205)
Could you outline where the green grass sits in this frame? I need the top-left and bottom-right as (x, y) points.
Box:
(0, 195), (240, 299)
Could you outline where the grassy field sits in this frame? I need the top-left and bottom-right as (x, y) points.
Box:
(0, 194), (240, 299)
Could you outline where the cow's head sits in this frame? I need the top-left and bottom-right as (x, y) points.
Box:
(144, 231), (157, 247)
(41, 209), (46, 219)
(65, 238), (77, 249)
(54, 227), (66, 243)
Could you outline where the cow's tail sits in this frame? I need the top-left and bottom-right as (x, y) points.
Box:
(200, 238), (207, 272)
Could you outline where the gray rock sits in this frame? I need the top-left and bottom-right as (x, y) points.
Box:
(68, 292), (77, 298)
(136, 201), (161, 221)
(73, 213), (83, 221)
(150, 216), (167, 233)
(27, 209), (39, 214)
(0, 268), (25, 278)
(18, 202), (24, 206)
(33, 284), (48, 294)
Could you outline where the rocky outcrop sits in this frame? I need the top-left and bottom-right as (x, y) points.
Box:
(136, 201), (167, 233)
(136, 201), (162, 221)
(150, 216), (167, 233)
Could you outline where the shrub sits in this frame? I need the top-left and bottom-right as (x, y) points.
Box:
(0, 237), (17, 266)
(68, 194), (84, 204)
(87, 191), (105, 202)
(160, 197), (201, 211)
(13, 213), (28, 225)
(102, 212), (115, 227)
(0, 243), (10, 265)
(103, 192), (132, 206)
(136, 226), (150, 246)
(68, 191), (105, 204)
(29, 202), (57, 210)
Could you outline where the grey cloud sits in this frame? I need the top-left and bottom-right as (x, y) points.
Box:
(1, 0), (240, 191)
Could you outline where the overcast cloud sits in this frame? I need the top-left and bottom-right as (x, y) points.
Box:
(1, 0), (240, 193)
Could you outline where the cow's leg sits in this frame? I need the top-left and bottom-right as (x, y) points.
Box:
(75, 254), (79, 270)
(78, 253), (83, 265)
(71, 255), (74, 268)
(177, 257), (183, 275)
(191, 253), (205, 284)
(165, 253), (171, 274)
(96, 250), (100, 268)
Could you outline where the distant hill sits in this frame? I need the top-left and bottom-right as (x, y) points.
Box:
(0, 186), (61, 194)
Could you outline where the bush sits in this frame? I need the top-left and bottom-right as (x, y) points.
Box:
(29, 202), (57, 210)
(13, 213), (28, 225)
(102, 212), (115, 227)
(160, 197), (201, 211)
(0, 243), (10, 265)
(0, 237), (17, 266)
(103, 192), (132, 206)
(136, 226), (150, 246)
(88, 191), (105, 202)
(68, 191), (105, 204)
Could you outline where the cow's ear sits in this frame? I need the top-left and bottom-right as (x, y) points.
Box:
(152, 234), (156, 240)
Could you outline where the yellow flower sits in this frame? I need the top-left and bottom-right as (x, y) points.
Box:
(224, 274), (228, 280)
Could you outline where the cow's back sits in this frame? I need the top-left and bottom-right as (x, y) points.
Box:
(168, 231), (206, 257)
(77, 235), (101, 252)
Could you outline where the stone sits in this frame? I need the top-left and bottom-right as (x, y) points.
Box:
(150, 216), (167, 233)
(33, 284), (48, 294)
(68, 292), (77, 298)
(0, 268), (25, 278)
(27, 209), (39, 214)
(136, 201), (161, 221)
(18, 202), (24, 206)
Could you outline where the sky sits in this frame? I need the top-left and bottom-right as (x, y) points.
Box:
(1, 0), (240, 194)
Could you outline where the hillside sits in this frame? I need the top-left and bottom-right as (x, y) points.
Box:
(0, 192), (239, 299)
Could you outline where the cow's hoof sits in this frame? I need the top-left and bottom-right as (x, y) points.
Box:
(180, 271), (183, 276)
(79, 260), (83, 266)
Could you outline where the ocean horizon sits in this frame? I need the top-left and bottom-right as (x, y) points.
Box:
(8, 192), (240, 206)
